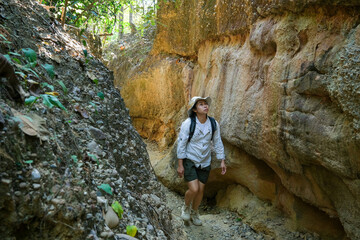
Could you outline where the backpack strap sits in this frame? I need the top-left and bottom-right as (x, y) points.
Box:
(209, 116), (217, 141)
(188, 115), (196, 142)
(188, 116), (217, 142)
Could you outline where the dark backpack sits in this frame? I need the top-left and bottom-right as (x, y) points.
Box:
(188, 115), (217, 142)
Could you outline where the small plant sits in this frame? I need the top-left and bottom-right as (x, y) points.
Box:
(89, 101), (98, 114)
(0, 33), (12, 49)
(41, 82), (55, 91)
(25, 94), (67, 112)
(97, 91), (104, 100)
(42, 63), (55, 79)
(22, 48), (37, 63)
(88, 153), (99, 165)
(126, 225), (137, 237)
(57, 80), (68, 95)
(18, 48), (40, 78)
(97, 184), (113, 195)
(111, 201), (124, 219)
(71, 155), (78, 163)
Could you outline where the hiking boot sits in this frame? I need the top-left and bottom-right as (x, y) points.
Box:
(181, 205), (190, 221)
(191, 209), (202, 226)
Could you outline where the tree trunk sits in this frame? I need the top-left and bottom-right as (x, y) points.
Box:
(142, 0), (145, 15)
(118, 6), (124, 39)
(129, 4), (133, 24)
(61, 0), (69, 27)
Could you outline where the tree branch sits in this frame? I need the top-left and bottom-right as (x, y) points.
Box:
(61, 0), (69, 27)
(73, 0), (102, 25)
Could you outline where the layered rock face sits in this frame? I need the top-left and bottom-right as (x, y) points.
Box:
(113, 0), (360, 239)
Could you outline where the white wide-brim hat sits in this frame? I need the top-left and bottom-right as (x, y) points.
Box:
(187, 96), (212, 116)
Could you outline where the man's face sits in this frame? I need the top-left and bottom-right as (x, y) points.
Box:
(193, 100), (209, 115)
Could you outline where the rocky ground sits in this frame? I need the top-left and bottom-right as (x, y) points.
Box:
(164, 188), (267, 240)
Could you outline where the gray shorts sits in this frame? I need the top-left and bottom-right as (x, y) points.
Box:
(183, 159), (211, 184)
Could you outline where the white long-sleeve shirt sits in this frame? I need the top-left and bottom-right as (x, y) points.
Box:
(177, 116), (225, 168)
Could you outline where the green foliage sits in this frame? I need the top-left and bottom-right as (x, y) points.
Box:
(0, 33), (12, 46)
(41, 82), (55, 91)
(97, 184), (113, 195)
(57, 80), (68, 95)
(15, 71), (26, 79)
(9, 52), (21, 57)
(3, 54), (11, 62)
(89, 101), (98, 114)
(92, 78), (99, 85)
(97, 91), (104, 100)
(111, 201), (124, 218)
(43, 0), (162, 44)
(126, 225), (137, 237)
(22, 48), (37, 62)
(41, 94), (53, 108)
(12, 58), (21, 64)
(6, 52), (21, 64)
(88, 153), (99, 164)
(25, 94), (67, 112)
(41, 94), (65, 110)
(25, 96), (38, 105)
(0, 33), (8, 41)
(42, 63), (55, 79)
(25, 61), (37, 69)
(21, 65), (39, 78)
(71, 155), (78, 163)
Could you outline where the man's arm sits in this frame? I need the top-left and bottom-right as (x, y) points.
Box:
(220, 159), (226, 175)
(177, 159), (184, 178)
(213, 121), (226, 175)
(177, 119), (190, 178)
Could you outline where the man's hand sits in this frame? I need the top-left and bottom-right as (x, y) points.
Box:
(177, 159), (184, 178)
(221, 160), (227, 175)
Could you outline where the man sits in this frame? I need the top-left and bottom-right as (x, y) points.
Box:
(177, 96), (226, 226)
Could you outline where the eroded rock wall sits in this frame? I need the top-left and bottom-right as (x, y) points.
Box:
(112, 0), (360, 239)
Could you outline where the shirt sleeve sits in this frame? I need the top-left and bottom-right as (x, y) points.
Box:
(213, 121), (225, 160)
(177, 119), (190, 159)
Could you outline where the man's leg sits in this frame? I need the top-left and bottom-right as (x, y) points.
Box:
(190, 181), (205, 226)
(181, 180), (199, 221)
(185, 179), (200, 206)
(191, 181), (205, 210)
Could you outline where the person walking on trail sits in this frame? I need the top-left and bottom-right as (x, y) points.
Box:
(177, 96), (227, 226)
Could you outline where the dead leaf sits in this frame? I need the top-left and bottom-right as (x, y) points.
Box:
(11, 109), (37, 136)
(0, 148), (14, 162)
(11, 109), (50, 141)
(28, 80), (41, 96)
(74, 104), (89, 119)
(45, 91), (60, 96)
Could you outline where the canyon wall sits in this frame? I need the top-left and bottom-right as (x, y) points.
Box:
(112, 1), (360, 239)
